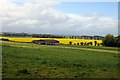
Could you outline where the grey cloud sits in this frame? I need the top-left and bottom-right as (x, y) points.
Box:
(1, 0), (118, 36)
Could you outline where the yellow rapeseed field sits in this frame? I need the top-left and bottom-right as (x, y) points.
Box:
(54, 38), (102, 45)
(0, 37), (102, 46)
(0, 37), (53, 42)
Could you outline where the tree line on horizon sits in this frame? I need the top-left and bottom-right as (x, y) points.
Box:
(1, 32), (119, 47)
(1, 32), (103, 40)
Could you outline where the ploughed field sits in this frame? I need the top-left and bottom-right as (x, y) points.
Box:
(1, 41), (119, 78)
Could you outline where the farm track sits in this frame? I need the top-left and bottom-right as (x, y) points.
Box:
(8, 44), (118, 54)
(50, 46), (118, 54)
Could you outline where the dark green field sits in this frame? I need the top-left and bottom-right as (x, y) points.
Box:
(1, 41), (119, 78)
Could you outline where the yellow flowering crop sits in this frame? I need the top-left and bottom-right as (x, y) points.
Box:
(0, 37), (102, 46)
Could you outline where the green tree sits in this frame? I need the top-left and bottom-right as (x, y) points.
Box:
(94, 41), (97, 46)
(69, 41), (72, 45)
(102, 34), (115, 47)
(80, 42), (84, 46)
(114, 36), (120, 47)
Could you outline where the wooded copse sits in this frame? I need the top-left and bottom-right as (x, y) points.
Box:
(102, 34), (120, 47)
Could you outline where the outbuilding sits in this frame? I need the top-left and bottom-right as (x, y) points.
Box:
(32, 40), (59, 45)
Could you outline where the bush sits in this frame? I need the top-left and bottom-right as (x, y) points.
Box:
(94, 41), (97, 46)
(102, 34), (120, 47)
(69, 41), (72, 45)
(80, 42), (84, 46)
(0, 38), (9, 41)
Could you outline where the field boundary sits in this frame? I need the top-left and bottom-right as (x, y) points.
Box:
(5, 44), (118, 54)
(49, 46), (118, 54)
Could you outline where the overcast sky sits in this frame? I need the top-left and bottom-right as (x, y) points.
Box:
(1, 0), (118, 36)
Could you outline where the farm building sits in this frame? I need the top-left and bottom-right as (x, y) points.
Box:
(32, 40), (59, 45)
(81, 35), (104, 40)
(93, 36), (104, 40)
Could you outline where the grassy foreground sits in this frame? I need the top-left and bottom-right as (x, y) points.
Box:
(2, 41), (119, 78)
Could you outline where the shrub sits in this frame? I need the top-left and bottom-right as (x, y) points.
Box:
(69, 41), (72, 45)
(80, 42), (84, 46)
(94, 41), (97, 46)
(89, 42), (93, 46)
(1, 38), (9, 41)
(77, 43), (79, 45)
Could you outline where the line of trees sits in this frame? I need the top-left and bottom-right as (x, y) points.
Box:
(69, 41), (102, 46)
(102, 34), (120, 47)
(32, 34), (64, 38)
(2, 32), (29, 37)
(1, 32), (64, 38)
(1, 32), (104, 40)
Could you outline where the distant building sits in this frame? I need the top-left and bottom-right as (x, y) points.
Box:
(81, 36), (93, 39)
(32, 40), (59, 45)
(93, 36), (104, 40)
(80, 35), (104, 40)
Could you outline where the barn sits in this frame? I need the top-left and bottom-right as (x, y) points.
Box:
(32, 40), (59, 45)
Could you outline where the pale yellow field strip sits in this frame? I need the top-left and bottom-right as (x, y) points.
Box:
(49, 46), (118, 54)
(1, 40), (118, 54)
(5, 43), (118, 54)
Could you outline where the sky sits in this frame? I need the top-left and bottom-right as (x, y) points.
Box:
(56, 2), (117, 18)
(1, 0), (118, 36)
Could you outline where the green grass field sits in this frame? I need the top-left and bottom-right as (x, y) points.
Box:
(1, 41), (119, 78)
